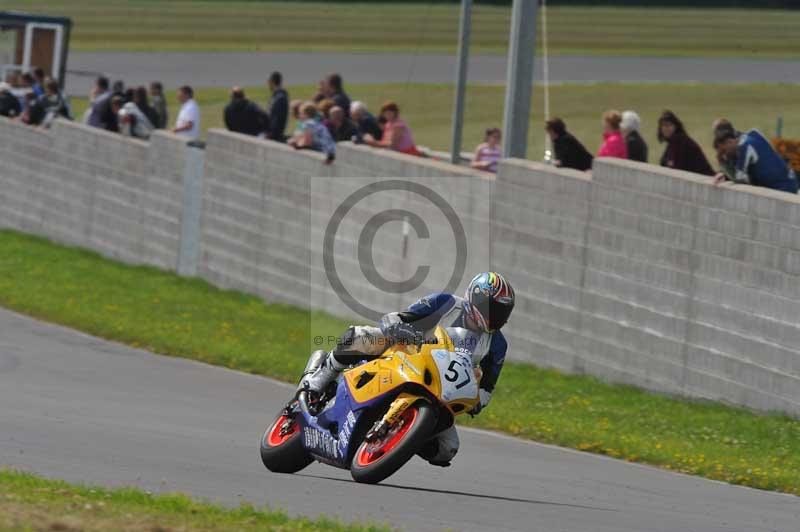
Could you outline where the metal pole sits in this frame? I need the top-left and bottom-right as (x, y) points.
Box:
(502, 0), (539, 159)
(450, 0), (472, 165)
(541, 0), (550, 121)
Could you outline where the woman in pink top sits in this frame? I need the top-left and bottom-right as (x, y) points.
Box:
(365, 101), (422, 156)
(597, 110), (628, 159)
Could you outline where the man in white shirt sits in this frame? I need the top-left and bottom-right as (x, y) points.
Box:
(172, 85), (200, 139)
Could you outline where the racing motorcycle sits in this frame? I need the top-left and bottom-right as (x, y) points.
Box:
(260, 326), (481, 484)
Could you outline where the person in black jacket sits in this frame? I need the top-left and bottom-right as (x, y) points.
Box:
(0, 82), (21, 118)
(321, 73), (350, 117)
(545, 117), (593, 171)
(266, 71), (288, 142)
(133, 86), (159, 129)
(658, 110), (714, 176)
(350, 101), (382, 142)
(99, 80), (125, 132)
(224, 87), (268, 137)
(326, 105), (359, 142)
(621, 110), (648, 163)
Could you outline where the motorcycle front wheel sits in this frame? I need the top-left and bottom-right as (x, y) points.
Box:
(260, 411), (314, 474)
(350, 401), (437, 484)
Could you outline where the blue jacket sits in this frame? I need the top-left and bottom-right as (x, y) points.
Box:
(380, 293), (507, 392)
(734, 129), (798, 193)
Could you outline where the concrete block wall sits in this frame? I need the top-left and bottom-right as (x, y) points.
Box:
(3, 117), (800, 415)
(493, 157), (800, 414)
(0, 118), (189, 271)
(197, 130), (490, 319)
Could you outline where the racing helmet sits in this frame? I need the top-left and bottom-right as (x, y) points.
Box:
(464, 272), (515, 332)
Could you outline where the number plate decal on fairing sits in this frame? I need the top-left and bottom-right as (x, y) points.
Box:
(431, 349), (478, 402)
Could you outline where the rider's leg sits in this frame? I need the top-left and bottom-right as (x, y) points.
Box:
(418, 426), (459, 467)
(301, 325), (386, 393)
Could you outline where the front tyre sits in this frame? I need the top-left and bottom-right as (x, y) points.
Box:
(350, 402), (437, 484)
(260, 412), (313, 473)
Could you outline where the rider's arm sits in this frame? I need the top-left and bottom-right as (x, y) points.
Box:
(379, 293), (456, 337)
(478, 332), (507, 393)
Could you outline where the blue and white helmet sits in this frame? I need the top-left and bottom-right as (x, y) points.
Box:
(464, 272), (515, 332)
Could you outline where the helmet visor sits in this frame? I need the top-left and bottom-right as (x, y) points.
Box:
(474, 297), (514, 331)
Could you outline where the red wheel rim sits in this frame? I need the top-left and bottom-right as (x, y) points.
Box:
(356, 407), (418, 466)
(266, 414), (299, 447)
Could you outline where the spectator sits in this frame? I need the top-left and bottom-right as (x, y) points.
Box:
(172, 85), (200, 140)
(350, 101), (382, 141)
(39, 78), (71, 127)
(20, 92), (45, 126)
(658, 110), (714, 176)
(365, 101), (421, 156)
(0, 82), (21, 118)
(712, 118), (739, 180)
(322, 74), (351, 117)
(116, 95), (155, 140)
(470, 127), (502, 173)
(545, 117), (593, 171)
(713, 129), (798, 194)
(133, 86), (159, 128)
(266, 71), (289, 142)
(597, 110), (628, 159)
(87, 76), (111, 128)
(98, 80), (126, 132)
(149, 82), (168, 129)
(621, 110), (648, 163)
(31, 67), (45, 98)
(224, 86), (267, 136)
(290, 102), (336, 164)
(326, 105), (358, 142)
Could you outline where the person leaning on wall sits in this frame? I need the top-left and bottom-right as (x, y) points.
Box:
(597, 110), (628, 159)
(621, 110), (648, 163)
(545, 117), (593, 171)
(657, 110), (713, 176)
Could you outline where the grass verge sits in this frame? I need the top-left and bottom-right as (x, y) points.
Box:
(8, 1), (800, 58)
(1, 230), (799, 496)
(67, 82), (800, 165)
(0, 469), (389, 532)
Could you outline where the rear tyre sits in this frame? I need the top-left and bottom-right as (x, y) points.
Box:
(350, 402), (437, 484)
(260, 412), (314, 474)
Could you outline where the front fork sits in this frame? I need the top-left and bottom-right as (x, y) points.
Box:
(365, 392), (428, 442)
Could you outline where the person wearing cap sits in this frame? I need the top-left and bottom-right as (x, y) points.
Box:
(0, 82), (21, 118)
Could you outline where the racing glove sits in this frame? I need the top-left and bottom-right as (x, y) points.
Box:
(469, 389), (492, 416)
(384, 321), (423, 347)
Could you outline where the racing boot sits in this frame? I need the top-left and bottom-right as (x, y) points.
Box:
(417, 427), (459, 467)
(299, 351), (347, 395)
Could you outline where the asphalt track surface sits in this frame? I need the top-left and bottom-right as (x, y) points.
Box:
(65, 52), (800, 96)
(2, 307), (798, 532)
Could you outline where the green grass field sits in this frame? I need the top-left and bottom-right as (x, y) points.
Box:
(1, 229), (799, 496)
(68, 82), (800, 163)
(5, 0), (800, 57)
(0, 469), (389, 531)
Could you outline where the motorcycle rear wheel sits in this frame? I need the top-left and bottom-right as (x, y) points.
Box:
(350, 401), (437, 484)
(260, 412), (314, 474)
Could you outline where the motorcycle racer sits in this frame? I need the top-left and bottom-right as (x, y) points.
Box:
(300, 272), (515, 467)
